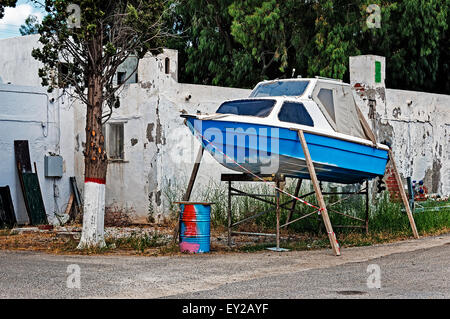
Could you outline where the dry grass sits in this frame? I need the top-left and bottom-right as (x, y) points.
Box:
(1, 224), (448, 256)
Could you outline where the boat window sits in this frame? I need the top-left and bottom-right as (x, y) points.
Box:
(216, 99), (276, 117)
(317, 88), (335, 122)
(250, 80), (309, 97)
(278, 102), (314, 127)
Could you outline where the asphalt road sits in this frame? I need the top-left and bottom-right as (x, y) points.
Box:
(0, 234), (449, 299)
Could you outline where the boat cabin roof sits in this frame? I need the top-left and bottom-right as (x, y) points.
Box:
(207, 78), (386, 149)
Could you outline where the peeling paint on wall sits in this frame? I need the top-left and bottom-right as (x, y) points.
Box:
(155, 190), (162, 206)
(392, 107), (401, 118)
(146, 123), (154, 142)
(377, 121), (394, 146)
(423, 160), (442, 194)
(141, 81), (152, 89)
(155, 97), (165, 145)
(351, 55), (449, 196)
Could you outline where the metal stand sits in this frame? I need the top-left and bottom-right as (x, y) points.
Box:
(223, 174), (370, 255)
(222, 173), (286, 247)
(177, 133), (419, 255)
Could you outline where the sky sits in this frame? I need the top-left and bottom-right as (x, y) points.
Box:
(0, 0), (46, 39)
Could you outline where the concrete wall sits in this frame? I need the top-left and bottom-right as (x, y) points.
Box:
(0, 84), (75, 224)
(350, 55), (450, 196)
(0, 34), (43, 87)
(383, 89), (449, 195)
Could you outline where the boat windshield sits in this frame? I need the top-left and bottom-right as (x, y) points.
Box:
(250, 80), (309, 97)
(216, 99), (276, 117)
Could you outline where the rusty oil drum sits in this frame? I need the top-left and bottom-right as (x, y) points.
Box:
(178, 202), (211, 253)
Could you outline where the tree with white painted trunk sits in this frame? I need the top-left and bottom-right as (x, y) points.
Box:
(31, 0), (166, 248)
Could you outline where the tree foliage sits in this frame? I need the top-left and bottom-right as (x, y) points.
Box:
(32, 0), (165, 106)
(165, 0), (258, 87)
(32, 1), (165, 179)
(168, 0), (449, 94)
(19, 14), (40, 35)
(31, 0), (166, 169)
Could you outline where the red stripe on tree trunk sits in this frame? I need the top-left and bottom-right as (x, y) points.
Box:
(85, 177), (106, 185)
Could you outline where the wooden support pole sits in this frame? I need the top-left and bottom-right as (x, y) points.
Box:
(173, 146), (204, 243)
(227, 180), (232, 246)
(365, 179), (369, 234)
(356, 104), (377, 146)
(65, 194), (74, 216)
(276, 179), (281, 250)
(285, 179), (302, 227)
(388, 150), (419, 239)
(183, 147), (204, 201)
(298, 130), (341, 256)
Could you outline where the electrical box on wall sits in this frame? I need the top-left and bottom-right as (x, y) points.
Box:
(44, 155), (63, 178)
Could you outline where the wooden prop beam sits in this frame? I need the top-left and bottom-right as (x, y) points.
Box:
(275, 179), (282, 250)
(228, 181), (232, 246)
(183, 147), (205, 201)
(365, 180), (369, 234)
(355, 104), (377, 146)
(388, 150), (419, 239)
(353, 103), (418, 238)
(173, 146), (205, 243)
(298, 130), (341, 256)
(65, 194), (74, 216)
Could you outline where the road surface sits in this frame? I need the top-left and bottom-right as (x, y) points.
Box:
(0, 234), (449, 298)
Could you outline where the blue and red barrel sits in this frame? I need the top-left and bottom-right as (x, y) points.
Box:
(176, 202), (211, 253)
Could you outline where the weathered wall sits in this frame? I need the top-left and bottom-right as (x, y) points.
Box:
(0, 84), (75, 224)
(0, 34), (43, 87)
(350, 55), (449, 196)
(73, 50), (250, 222)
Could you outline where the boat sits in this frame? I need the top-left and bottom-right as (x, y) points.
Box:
(181, 77), (389, 184)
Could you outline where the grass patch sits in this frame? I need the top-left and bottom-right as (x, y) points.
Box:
(237, 228), (450, 253)
(107, 231), (168, 252)
(59, 231), (170, 254)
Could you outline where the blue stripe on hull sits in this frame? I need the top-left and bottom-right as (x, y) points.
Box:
(187, 118), (388, 184)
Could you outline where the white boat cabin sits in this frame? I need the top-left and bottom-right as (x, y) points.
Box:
(203, 77), (386, 149)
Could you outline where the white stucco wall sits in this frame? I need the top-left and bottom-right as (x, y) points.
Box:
(0, 84), (75, 224)
(73, 50), (250, 222)
(383, 89), (449, 195)
(0, 34), (43, 87)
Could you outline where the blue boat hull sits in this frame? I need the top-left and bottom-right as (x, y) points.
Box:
(186, 118), (388, 184)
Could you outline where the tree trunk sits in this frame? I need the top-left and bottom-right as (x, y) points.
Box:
(78, 31), (108, 249)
